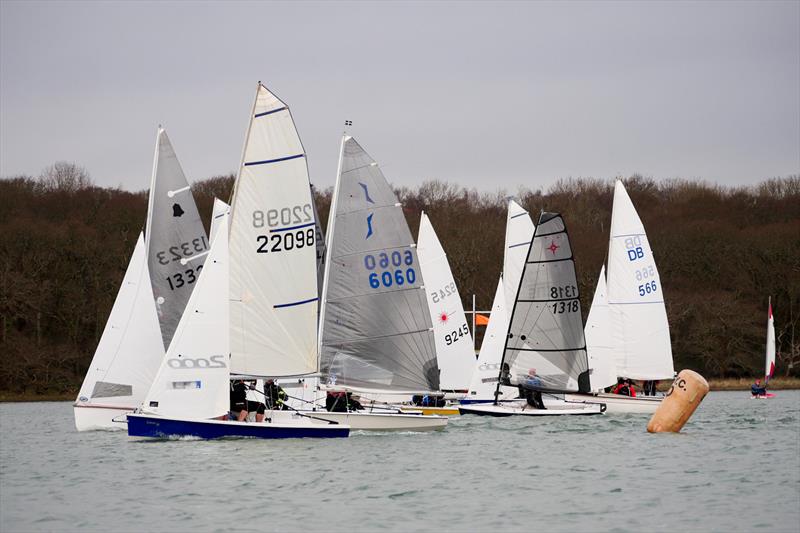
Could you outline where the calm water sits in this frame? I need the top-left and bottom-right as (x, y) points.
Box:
(1, 391), (798, 533)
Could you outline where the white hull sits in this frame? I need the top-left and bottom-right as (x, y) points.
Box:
(73, 404), (132, 431)
(460, 401), (604, 416)
(270, 409), (448, 431)
(564, 392), (662, 414)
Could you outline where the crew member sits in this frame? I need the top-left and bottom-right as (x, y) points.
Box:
(751, 379), (767, 397)
(264, 379), (287, 411)
(521, 368), (546, 410)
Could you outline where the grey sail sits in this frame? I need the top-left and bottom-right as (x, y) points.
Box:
(145, 128), (209, 350)
(500, 212), (590, 393)
(319, 136), (439, 393)
(310, 184), (326, 301)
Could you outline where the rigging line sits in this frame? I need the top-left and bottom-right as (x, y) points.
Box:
(341, 162), (379, 174)
(337, 203), (401, 217)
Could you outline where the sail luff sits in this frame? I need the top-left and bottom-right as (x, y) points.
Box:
(144, 127), (160, 253)
(585, 265), (618, 391)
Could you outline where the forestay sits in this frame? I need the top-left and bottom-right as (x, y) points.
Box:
(765, 298), (776, 384)
(418, 212), (473, 391)
(585, 266), (617, 391)
(319, 136), (439, 393)
(145, 128), (209, 350)
(229, 83), (319, 378)
(141, 216), (230, 420)
(501, 212), (590, 393)
(76, 234), (165, 408)
(606, 180), (674, 380)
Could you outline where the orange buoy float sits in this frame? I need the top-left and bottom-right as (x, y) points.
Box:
(647, 370), (709, 433)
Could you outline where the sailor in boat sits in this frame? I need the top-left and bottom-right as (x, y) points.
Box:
(520, 368), (546, 410)
(263, 379), (287, 411)
(230, 380), (266, 422)
(751, 379), (768, 398)
(642, 380), (659, 396)
(611, 378), (637, 397)
(325, 391), (363, 412)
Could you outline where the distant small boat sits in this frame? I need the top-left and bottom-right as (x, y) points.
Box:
(752, 298), (777, 399)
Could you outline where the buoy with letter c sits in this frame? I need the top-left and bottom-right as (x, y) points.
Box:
(647, 369), (709, 433)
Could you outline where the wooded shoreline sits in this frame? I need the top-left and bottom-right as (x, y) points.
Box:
(1, 169), (798, 395)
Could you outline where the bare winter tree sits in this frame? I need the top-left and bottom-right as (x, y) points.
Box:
(37, 162), (92, 193)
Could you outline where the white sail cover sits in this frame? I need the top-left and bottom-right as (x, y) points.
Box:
(585, 266), (617, 391)
(209, 198), (230, 244)
(503, 200), (535, 308)
(142, 216), (230, 420)
(319, 136), (439, 393)
(418, 212), (474, 391)
(468, 276), (517, 400)
(765, 298), (776, 383)
(501, 212), (590, 393)
(228, 83), (318, 378)
(76, 234), (165, 408)
(145, 128), (209, 350)
(607, 180), (674, 380)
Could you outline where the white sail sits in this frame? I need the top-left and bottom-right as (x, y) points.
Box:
(418, 212), (474, 391)
(76, 234), (165, 409)
(145, 127), (209, 350)
(468, 276), (517, 400)
(209, 198), (230, 244)
(585, 266), (617, 391)
(318, 135), (438, 393)
(228, 83), (318, 378)
(607, 180), (674, 380)
(503, 200), (535, 308)
(141, 215), (230, 420)
(765, 298), (776, 384)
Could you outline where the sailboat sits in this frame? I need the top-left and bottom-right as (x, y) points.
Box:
(395, 212), (473, 415)
(464, 200), (534, 404)
(753, 298), (777, 399)
(127, 213), (348, 439)
(308, 135), (448, 431)
(74, 128), (208, 431)
(565, 180), (674, 413)
(460, 212), (604, 416)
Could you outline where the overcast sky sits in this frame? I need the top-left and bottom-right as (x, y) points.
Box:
(1, 1), (798, 192)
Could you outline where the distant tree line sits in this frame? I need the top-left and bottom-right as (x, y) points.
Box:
(1, 163), (798, 395)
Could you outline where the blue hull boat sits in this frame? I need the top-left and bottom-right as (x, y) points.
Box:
(127, 413), (350, 440)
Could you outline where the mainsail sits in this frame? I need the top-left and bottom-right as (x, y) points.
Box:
(76, 234), (165, 408)
(585, 266), (617, 391)
(765, 298), (776, 384)
(606, 180), (674, 380)
(145, 127), (209, 350)
(209, 198), (230, 244)
(418, 212), (473, 391)
(499, 212), (590, 394)
(142, 215), (230, 420)
(228, 83), (319, 378)
(318, 136), (439, 393)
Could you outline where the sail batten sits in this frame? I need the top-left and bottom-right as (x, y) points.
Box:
(319, 136), (439, 393)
